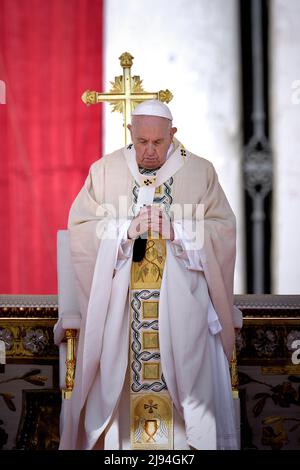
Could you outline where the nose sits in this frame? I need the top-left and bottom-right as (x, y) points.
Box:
(146, 142), (155, 155)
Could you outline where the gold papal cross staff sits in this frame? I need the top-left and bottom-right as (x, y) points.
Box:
(81, 52), (173, 145)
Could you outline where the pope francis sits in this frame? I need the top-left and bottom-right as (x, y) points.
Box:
(59, 100), (241, 450)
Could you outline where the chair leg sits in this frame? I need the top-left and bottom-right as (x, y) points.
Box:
(62, 329), (77, 400)
(230, 344), (239, 399)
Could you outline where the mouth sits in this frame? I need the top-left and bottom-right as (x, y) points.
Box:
(144, 156), (157, 161)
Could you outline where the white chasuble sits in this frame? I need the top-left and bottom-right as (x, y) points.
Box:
(60, 139), (239, 450)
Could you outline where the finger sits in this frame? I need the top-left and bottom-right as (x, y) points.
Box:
(151, 206), (163, 216)
(149, 223), (162, 236)
(140, 213), (150, 224)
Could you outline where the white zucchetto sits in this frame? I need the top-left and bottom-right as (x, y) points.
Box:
(132, 99), (173, 121)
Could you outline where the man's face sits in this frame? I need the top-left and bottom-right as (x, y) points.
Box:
(128, 116), (177, 169)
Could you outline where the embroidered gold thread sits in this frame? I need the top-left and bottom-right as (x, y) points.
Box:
(143, 331), (159, 349)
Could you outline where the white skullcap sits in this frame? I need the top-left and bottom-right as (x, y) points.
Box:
(132, 99), (173, 120)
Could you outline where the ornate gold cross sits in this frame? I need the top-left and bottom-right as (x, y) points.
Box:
(82, 52), (173, 145)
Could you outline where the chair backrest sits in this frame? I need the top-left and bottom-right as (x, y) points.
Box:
(54, 230), (81, 346)
(57, 230), (80, 317)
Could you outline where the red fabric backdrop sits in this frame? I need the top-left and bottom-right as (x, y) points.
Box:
(0, 0), (103, 294)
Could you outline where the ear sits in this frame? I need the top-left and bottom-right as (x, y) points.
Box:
(170, 127), (177, 138)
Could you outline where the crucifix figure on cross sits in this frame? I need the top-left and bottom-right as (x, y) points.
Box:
(81, 52), (173, 145)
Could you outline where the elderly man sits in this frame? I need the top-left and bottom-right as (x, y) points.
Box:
(59, 100), (240, 450)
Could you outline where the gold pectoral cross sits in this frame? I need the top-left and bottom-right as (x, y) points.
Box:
(81, 52), (173, 145)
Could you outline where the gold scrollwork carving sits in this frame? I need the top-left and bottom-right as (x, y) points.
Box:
(65, 359), (76, 390)
(0, 323), (57, 360)
(230, 344), (239, 399)
(63, 329), (77, 399)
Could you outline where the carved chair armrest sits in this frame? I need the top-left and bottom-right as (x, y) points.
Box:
(54, 312), (81, 399)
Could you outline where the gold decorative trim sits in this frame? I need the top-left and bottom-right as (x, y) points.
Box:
(142, 301), (159, 319)
(261, 365), (300, 375)
(0, 321), (58, 362)
(0, 296), (58, 362)
(230, 346), (239, 394)
(62, 390), (72, 400)
(143, 362), (160, 380)
(143, 332), (159, 350)
(0, 318), (56, 325)
(0, 296), (58, 320)
(241, 317), (300, 325)
(62, 329), (77, 399)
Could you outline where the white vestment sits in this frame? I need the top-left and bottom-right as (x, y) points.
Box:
(59, 139), (240, 450)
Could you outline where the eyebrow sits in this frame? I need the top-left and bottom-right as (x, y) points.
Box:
(137, 138), (164, 143)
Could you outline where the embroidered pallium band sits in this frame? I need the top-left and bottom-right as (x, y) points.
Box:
(130, 290), (173, 448)
(143, 176), (156, 186)
(129, 166), (174, 450)
(132, 166), (173, 216)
